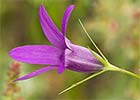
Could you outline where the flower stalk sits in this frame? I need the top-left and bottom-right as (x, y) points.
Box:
(105, 63), (140, 79)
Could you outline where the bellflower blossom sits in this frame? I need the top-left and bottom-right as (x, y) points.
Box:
(9, 5), (103, 81)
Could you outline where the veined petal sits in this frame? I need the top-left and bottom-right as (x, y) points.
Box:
(61, 5), (74, 34)
(57, 53), (65, 73)
(9, 45), (62, 65)
(65, 43), (103, 73)
(14, 66), (57, 81)
(39, 5), (66, 48)
(58, 63), (65, 74)
(57, 38), (72, 73)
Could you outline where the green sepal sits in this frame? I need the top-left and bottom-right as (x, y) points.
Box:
(78, 19), (108, 62)
(59, 70), (106, 95)
(88, 47), (107, 65)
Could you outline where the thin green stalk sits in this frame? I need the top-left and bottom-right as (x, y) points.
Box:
(78, 19), (108, 62)
(106, 63), (140, 79)
(59, 70), (106, 95)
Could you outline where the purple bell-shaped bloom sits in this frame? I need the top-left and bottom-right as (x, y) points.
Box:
(9, 5), (103, 81)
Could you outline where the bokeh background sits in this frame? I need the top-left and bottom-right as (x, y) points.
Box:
(0, 0), (140, 100)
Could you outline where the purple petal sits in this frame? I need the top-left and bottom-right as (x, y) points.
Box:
(65, 38), (72, 50)
(39, 5), (66, 48)
(65, 43), (103, 73)
(9, 45), (62, 65)
(58, 63), (65, 74)
(61, 5), (74, 34)
(57, 53), (65, 73)
(14, 66), (56, 81)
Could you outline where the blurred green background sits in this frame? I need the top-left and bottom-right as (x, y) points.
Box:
(0, 0), (140, 100)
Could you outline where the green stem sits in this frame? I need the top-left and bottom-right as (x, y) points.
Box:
(59, 70), (106, 95)
(106, 63), (140, 79)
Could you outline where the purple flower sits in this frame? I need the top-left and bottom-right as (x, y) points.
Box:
(9, 5), (103, 81)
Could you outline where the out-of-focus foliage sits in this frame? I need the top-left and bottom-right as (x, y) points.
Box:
(0, 0), (140, 100)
